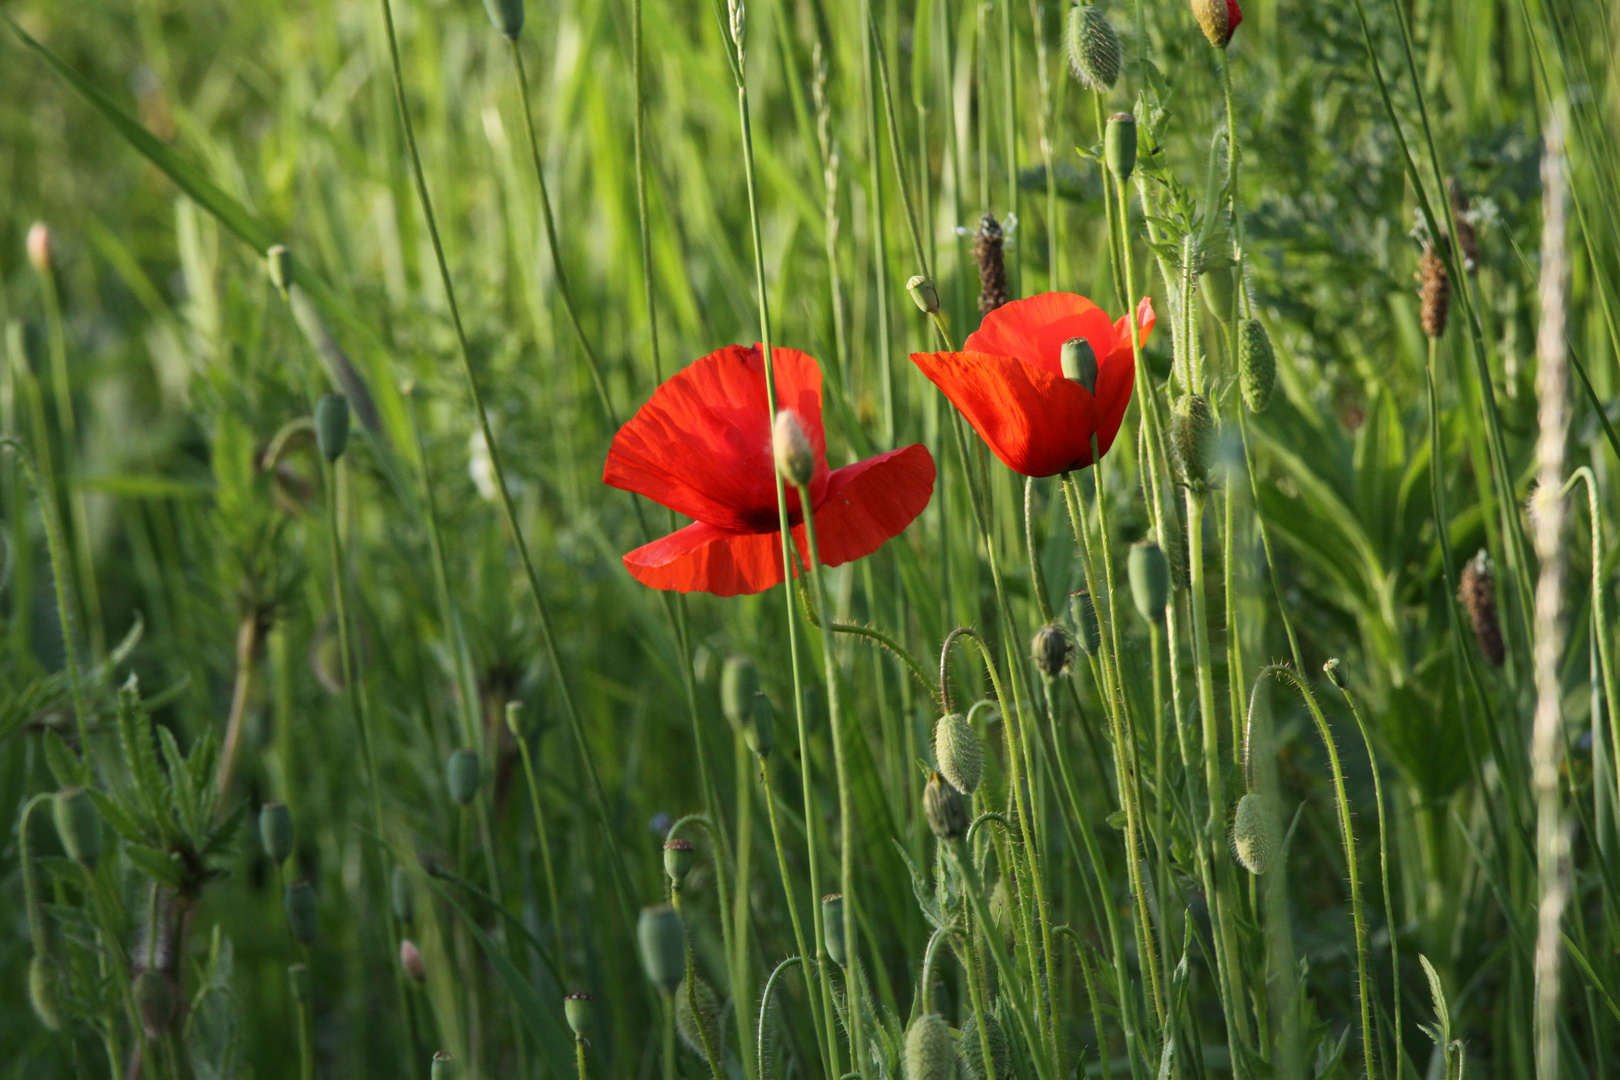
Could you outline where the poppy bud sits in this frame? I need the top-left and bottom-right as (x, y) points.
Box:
(1105, 113), (1137, 182)
(431, 1051), (456, 1080)
(773, 409), (815, 488)
(664, 837), (696, 885)
(1068, 592), (1100, 656)
(1418, 242), (1450, 339)
(1231, 791), (1279, 875)
(637, 904), (686, 993)
(1170, 394), (1216, 490)
(974, 214), (1008, 314)
(260, 801), (294, 866)
(1065, 3), (1122, 92)
(908, 274), (941, 315)
(564, 991), (594, 1038)
(933, 712), (984, 795)
(285, 880), (318, 945)
(447, 748), (481, 807)
(821, 893), (847, 967)
(905, 1012), (956, 1080)
(1237, 318), (1275, 413)
(1201, 265), (1235, 322)
(1032, 623), (1075, 678)
(392, 865), (414, 925)
(400, 939), (427, 983)
(288, 962), (310, 1003)
(924, 772), (969, 842)
(482, 0), (524, 38)
(134, 969), (178, 1038)
(960, 1009), (1012, 1080)
(1128, 539), (1169, 623)
(1322, 657), (1346, 690)
(1191, 0), (1241, 47)
(675, 976), (721, 1055)
(53, 787), (101, 869)
(721, 657), (775, 758)
(1060, 337), (1099, 393)
(1459, 549), (1504, 665)
(29, 953), (64, 1030)
(314, 394), (350, 462)
(28, 222), (52, 274)
(267, 244), (293, 298)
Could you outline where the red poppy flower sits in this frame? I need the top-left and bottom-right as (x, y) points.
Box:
(910, 292), (1155, 479)
(604, 344), (936, 597)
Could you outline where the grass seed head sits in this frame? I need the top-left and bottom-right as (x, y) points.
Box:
(1066, 4), (1122, 91)
(1237, 318), (1276, 413)
(637, 904), (686, 993)
(266, 243), (292, 298)
(53, 787), (101, 869)
(934, 712), (984, 795)
(974, 214), (1007, 314)
(904, 1012), (957, 1080)
(1449, 178), (1480, 271)
(821, 893), (848, 966)
(1459, 549), (1504, 665)
(1418, 242), (1450, 339)
(27, 222), (50, 274)
(29, 954), (64, 1031)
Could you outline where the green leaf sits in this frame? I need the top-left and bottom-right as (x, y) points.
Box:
(86, 787), (154, 847)
(126, 845), (186, 889)
(1418, 954), (1450, 1047)
(43, 730), (88, 788)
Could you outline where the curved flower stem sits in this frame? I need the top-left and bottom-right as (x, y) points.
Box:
(758, 955), (804, 1076)
(954, 916), (1001, 1080)
(508, 703), (564, 958)
(1056, 926), (1115, 1080)
(18, 794), (53, 955)
(670, 883), (725, 1080)
(760, 762), (834, 1079)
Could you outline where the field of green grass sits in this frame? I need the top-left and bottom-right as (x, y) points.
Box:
(2, 0), (1618, 1076)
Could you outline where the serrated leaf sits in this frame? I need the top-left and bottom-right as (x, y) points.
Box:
(86, 787), (154, 847)
(891, 838), (945, 930)
(157, 725), (197, 837)
(1418, 953), (1450, 1045)
(126, 845), (186, 889)
(43, 730), (88, 788)
(201, 803), (246, 862)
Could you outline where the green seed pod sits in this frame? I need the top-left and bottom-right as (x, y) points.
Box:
(637, 904), (687, 994)
(29, 953), (64, 1031)
(924, 772), (969, 843)
(134, 970), (178, 1038)
(1237, 319), (1275, 413)
(1032, 623), (1075, 678)
(53, 787), (101, 869)
(314, 393), (350, 462)
(431, 1051), (456, 1080)
(1060, 337), (1099, 393)
(904, 1012), (957, 1080)
(285, 880), (319, 946)
(933, 713), (984, 796)
(1105, 112), (1137, 183)
(959, 1010), (1012, 1080)
(564, 991), (594, 1039)
(675, 976), (721, 1056)
(821, 894), (847, 967)
(664, 838), (696, 885)
(482, 0), (524, 39)
(260, 802), (293, 866)
(391, 865), (414, 925)
(267, 244), (293, 299)
(908, 275), (941, 315)
(773, 409), (815, 487)
(447, 748), (481, 807)
(1128, 539), (1170, 623)
(1068, 592), (1100, 656)
(287, 962), (311, 1003)
(1231, 791), (1280, 875)
(1169, 394), (1216, 491)
(1065, 3), (1122, 92)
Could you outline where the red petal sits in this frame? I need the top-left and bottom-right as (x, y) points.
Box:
(1110, 296), (1157, 352)
(604, 344), (828, 532)
(964, 293), (1120, 380)
(1225, 0), (1243, 38)
(794, 445), (936, 567)
(621, 521), (790, 596)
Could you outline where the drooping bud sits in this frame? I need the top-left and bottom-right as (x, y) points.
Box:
(431, 1051), (456, 1080)
(1322, 657), (1346, 690)
(1459, 549), (1504, 665)
(1448, 178), (1479, 272)
(134, 970), (178, 1038)
(908, 275), (941, 315)
(1201, 264), (1235, 322)
(27, 222), (51, 274)
(391, 865), (414, 925)
(400, 939), (427, 983)
(1105, 113), (1137, 182)
(260, 802), (294, 866)
(447, 748), (481, 807)
(1032, 623), (1074, 679)
(1065, 4), (1122, 92)
(821, 894), (847, 967)
(1418, 242), (1450, 339)
(1170, 394), (1216, 490)
(1231, 791), (1279, 875)
(675, 976), (722, 1056)
(773, 409), (815, 488)
(285, 880), (319, 945)
(314, 393), (350, 462)
(564, 991), (594, 1039)
(267, 244), (293, 299)
(1060, 337), (1099, 393)
(721, 656), (775, 758)
(1068, 591), (1100, 656)
(905, 1012), (957, 1080)
(924, 772), (969, 842)
(482, 0), (525, 39)
(974, 214), (1008, 314)
(1236, 318), (1276, 413)
(53, 787), (101, 869)
(29, 954), (65, 1030)
(664, 837), (696, 885)
(1128, 539), (1170, 623)
(637, 904), (687, 994)
(960, 1009), (1013, 1080)
(1191, 0), (1242, 47)
(933, 713), (984, 795)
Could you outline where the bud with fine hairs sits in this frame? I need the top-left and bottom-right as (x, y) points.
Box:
(314, 393), (350, 462)
(905, 1012), (957, 1080)
(908, 274), (941, 314)
(1170, 394), (1216, 490)
(960, 1008), (1013, 1080)
(1128, 538), (1170, 623)
(1237, 318), (1275, 413)
(400, 939), (427, 983)
(1105, 112), (1137, 182)
(974, 213), (1008, 313)
(564, 991), (594, 1039)
(1032, 623), (1075, 678)
(27, 222), (51, 274)
(675, 976), (721, 1055)
(1066, 3), (1122, 92)
(447, 748), (481, 807)
(1231, 791), (1279, 875)
(933, 712), (984, 795)
(663, 837), (696, 885)
(1459, 548), (1504, 665)
(53, 787), (101, 868)
(637, 904), (686, 993)
(482, 0), (524, 39)
(1191, 0), (1242, 47)
(821, 893), (847, 967)
(1418, 241), (1450, 339)
(30, 953), (65, 1030)
(924, 771), (969, 842)
(773, 409), (815, 487)
(260, 801), (293, 866)
(1061, 337), (1099, 393)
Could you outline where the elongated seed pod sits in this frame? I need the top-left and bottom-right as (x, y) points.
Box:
(1065, 4), (1122, 92)
(905, 1012), (957, 1080)
(1231, 791), (1280, 875)
(1237, 319), (1276, 413)
(934, 713), (984, 795)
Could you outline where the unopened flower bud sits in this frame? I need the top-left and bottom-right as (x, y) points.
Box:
(564, 991), (594, 1038)
(267, 244), (293, 298)
(1170, 394), (1216, 490)
(821, 894), (847, 967)
(482, 0), (524, 38)
(907, 275), (941, 314)
(260, 801), (293, 866)
(392, 865), (414, 925)
(134, 969), (178, 1038)
(29, 954), (64, 1030)
(905, 1012), (956, 1080)
(675, 976), (721, 1055)
(1191, 0), (1242, 47)
(1068, 592), (1100, 656)
(447, 748), (481, 807)
(1129, 539), (1170, 623)
(314, 394), (350, 462)
(924, 772), (969, 842)
(1105, 113), (1137, 182)
(1032, 623), (1075, 678)
(1066, 3), (1122, 91)
(637, 904), (686, 993)
(27, 222), (51, 274)
(53, 787), (101, 869)
(933, 712), (984, 795)
(1237, 318), (1275, 413)
(400, 939), (427, 983)
(1060, 337), (1099, 393)
(721, 656), (774, 757)
(960, 1009), (1012, 1080)
(1323, 658), (1346, 690)
(285, 880), (319, 945)
(431, 1051), (456, 1080)
(1231, 791), (1279, 875)
(1201, 265), (1235, 322)
(664, 837), (696, 885)
(773, 409), (815, 488)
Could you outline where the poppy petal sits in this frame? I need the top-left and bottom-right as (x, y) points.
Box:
(795, 445), (936, 567)
(1110, 296), (1157, 351)
(604, 344), (829, 532)
(621, 520), (790, 597)
(965, 292), (1119, 379)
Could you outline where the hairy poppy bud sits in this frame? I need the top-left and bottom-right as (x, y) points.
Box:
(1231, 791), (1279, 875)
(392, 865), (414, 925)
(29, 953), (64, 1030)
(974, 214), (1007, 314)
(773, 409), (815, 487)
(134, 969), (178, 1038)
(1191, 0), (1242, 47)
(564, 991), (594, 1038)
(447, 748), (481, 807)
(260, 802), (293, 866)
(285, 880), (318, 945)
(664, 837), (696, 885)
(482, 0), (524, 38)
(1418, 242), (1450, 339)
(924, 772), (969, 842)
(1170, 394), (1216, 490)
(905, 1012), (956, 1080)
(821, 894), (847, 967)
(1068, 591), (1100, 656)
(1201, 265), (1235, 322)
(1128, 539), (1170, 623)
(908, 274), (941, 315)
(1061, 337), (1099, 393)
(675, 976), (721, 1055)
(1459, 549), (1504, 665)
(27, 222), (51, 274)
(267, 244), (293, 298)
(431, 1051), (456, 1080)
(314, 393), (350, 462)
(53, 787), (101, 869)
(1066, 3), (1122, 92)
(960, 1009), (1012, 1080)
(934, 713), (984, 795)
(1105, 113), (1137, 182)
(288, 962), (310, 1003)
(721, 656), (775, 757)
(637, 904), (686, 993)
(1237, 318), (1275, 413)
(1032, 623), (1075, 678)
(1322, 657), (1346, 690)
